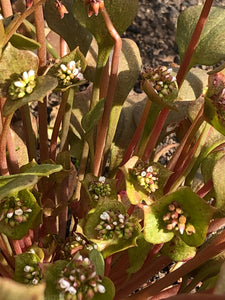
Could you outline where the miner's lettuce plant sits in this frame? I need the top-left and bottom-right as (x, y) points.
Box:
(1, 0), (225, 299)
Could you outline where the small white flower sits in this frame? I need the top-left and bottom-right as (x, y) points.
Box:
(100, 211), (110, 221)
(69, 275), (75, 281)
(14, 208), (23, 216)
(66, 286), (77, 295)
(97, 284), (106, 294)
(83, 257), (90, 265)
(77, 73), (84, 80)
(32, 278), (39, 285)
(22, 71), (29, 81)
(141, 171), (146, 177)
(6, 211), (14, 219)
(118, 214), (124, 219)
(171, 76), (176, 82)
(147, 166), (153, 173)
(167, 68), (172, 73)
(58, 278), (71, 289)
(99, 176), (106, 183)
(60, 64), (67, 72)
(106, 225), (112, 230)
(24, 265), (32, 272)
(68, 61), (76, 70)
(80, 274), (86, 281)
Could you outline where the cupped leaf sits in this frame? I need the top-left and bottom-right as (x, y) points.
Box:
(81, 98), (105, 134)
(84, 200), (141, 258)
(47, 46), (87, 91)
(82, 173), (117, 208)
(0, 43), (38, 92)
(201, 151), (224, 183)
(14, 252), (42, 284)
(176, 6), (225, 68)
(72, 0), (138, 49)
(44, 0), (92, 54)
(127, 234), (152, 277)
(0, 278), (45, 300)
(144, 187), (215, 247)
(0, 189), (41, 239)
(212, 155), (225, 210)
(161, 235), (196, 261)
(0, 175), (38, 202)
(3, 75), (58, 116)
(121, 156), (172, 205)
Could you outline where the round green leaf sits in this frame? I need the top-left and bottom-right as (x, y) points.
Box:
(176, 6), (225, 67)
(0, 189), (41, 239)
(10, 33), (41, 51)
(161, 235), (196, 261)
(144, 187), (215, 247)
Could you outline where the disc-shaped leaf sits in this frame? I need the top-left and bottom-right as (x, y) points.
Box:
(144, 187), (214, 247)
(44, 0), (92, 54)
(0, 43), (38, 92)
(212, 155), (225, 210)
(84, 200), (141, 258)
(161, 235), (196, 261)
(176, 6), (225, 67)
(20, 162), (63, 177)
(73, 0), (138, 49)
(10, 33), (41, 51)
(0, 189), (41, 239)
(14, 252), (42, 284)
(121, 156), (172, 205)
(3, 75), (58, 116)
(89, 248), (105, 277)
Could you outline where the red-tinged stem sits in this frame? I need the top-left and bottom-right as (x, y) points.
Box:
(116, 244), (169, 299)
(23, 231), (33, 249)
(11, 239), (23, 255)
(142, 107), (170, 162)
(50, 93), (68, 160)
(116, 100), (152, 189)
(34, 1), (49, 162)
(127, 204), (135, 216)
(0, 114), (13, 175)
(149, 284), (180, 300)
(6, 129), (20, 174)
(124, 231), (225, 299)
(208, 218), (225, 234)
(58, 177), (69, 239)
(0, 0), (13, 17)
(197, 178), (213, 198)
(176, 0), (214, 87)
(164, 130), (201, 194)
(93, 7), (122, 176)
(105, 255), (112, 277)
(167, 105), (204, 173)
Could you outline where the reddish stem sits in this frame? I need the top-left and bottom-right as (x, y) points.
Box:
(142, 107), (170, 162)
(197, 178), (213, 198)
(105, 255), (112, 277)
(176, 0), (214, 87)
(0, 114), (13, 175)
(0, 0), (13, 17)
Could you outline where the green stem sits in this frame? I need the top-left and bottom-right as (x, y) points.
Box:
(59, 88), (75, 153)
(20, 105), (37, 161)
(23, 19), (60, 59)
(176, 0), (214, 87)
(116, 99), (152, 189)
(0, 113), (13, 175)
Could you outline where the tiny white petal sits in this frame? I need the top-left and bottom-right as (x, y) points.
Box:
(68, 60), (75, 70)
(100, 212), (110, 221)
(167, 68), (172, 73)
(171, 76), (176, 82)
(60, 64), (67, 72)
(72, 68), (79, 76)
(141, 171), (146, 177)
(77, 73), (84, 80)
(98, 176), (106, 183)
(147, 166), (153, 173)
(66, 286), (77, 295)
(59, 278), (70, 289)
(97, 284), (106, 293)
(14, 208), (23, 216)
(14, 80), (25, 88)
(84, 257), (90, 264)
(113, 221), (117, 226)
(118, 214), (124, 219)
(7, 212), (14, 219)
(22, 71), (29, 81)
(106, 225), (112, 230)
(32, 278), (39, 285)
(24, 265), (32, 272)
